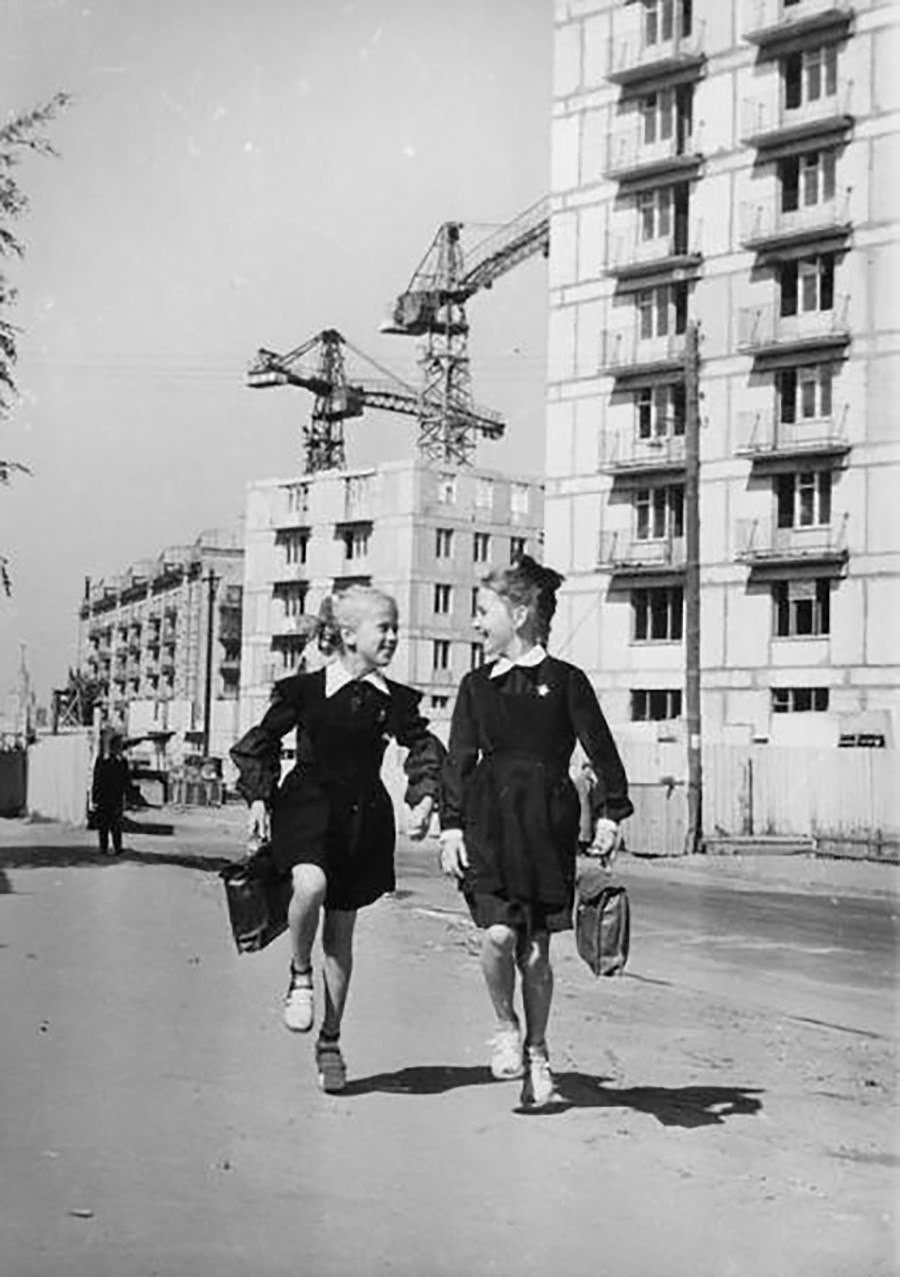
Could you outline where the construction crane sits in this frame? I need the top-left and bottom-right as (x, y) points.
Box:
(247, 328), (504, 473)
(381, 197), (550, 465)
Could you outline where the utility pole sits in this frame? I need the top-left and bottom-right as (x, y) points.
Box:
(202, 570), (217, 759)
(684, 321), (702, 854)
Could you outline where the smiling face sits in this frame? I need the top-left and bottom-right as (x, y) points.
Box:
(473, 586), (528, 659)
(344, 596), (399, 671)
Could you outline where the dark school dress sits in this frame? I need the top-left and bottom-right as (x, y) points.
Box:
(230, 670), (445, 912)
(441, 656), (633, 934)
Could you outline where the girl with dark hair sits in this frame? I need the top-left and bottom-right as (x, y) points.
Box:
(440, 555), (633, 1109)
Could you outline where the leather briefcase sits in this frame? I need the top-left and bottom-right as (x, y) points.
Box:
(220, 842), (292, 954)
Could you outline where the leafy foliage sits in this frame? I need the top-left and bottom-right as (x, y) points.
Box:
(1, 92), (70, 593)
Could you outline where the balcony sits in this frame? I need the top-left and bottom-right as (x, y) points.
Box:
(742, 0), (854, 48)
(598, 531), (686, 575)
(605, 121), (702, 183)
(735, 516), (848, 567)
(600, 330), (687, 379)
(273, 612), (315, 640)
(736, 406), (850, 461)
(600, 432), (686, 477)
(604, 220), (703, 281)
(607, 18), (706, 86)
(740, 190), (851, 254)
(740, 82), (853, 149)
(737, 297), (850, 357)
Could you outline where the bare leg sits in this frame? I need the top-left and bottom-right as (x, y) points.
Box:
(480, 924), (519, 1027)
(320, 909), (357, 1039)
(517, 931), (553, 1048)
(288, 863), (328, 972)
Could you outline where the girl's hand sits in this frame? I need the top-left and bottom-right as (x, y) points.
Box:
(439, 830), (469, 880)
(406, 796), (434, 841)
(248, 800), (270, 848)
(590, 818), (622, 864)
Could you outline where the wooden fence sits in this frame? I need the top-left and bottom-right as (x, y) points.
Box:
(619, 740), (900, 862)
(27, 730), (93, 826)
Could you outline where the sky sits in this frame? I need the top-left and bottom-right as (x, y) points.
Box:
(0, 0), (552, 702)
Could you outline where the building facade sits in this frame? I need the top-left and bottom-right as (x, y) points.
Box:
(547, 0), (899, 747)
(79, 530), (244, 763)
(239, 459), (544, 733)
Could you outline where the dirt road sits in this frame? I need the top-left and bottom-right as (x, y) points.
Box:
(1, 812), (896, 1276)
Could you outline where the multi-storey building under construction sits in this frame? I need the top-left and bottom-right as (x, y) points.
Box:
(78, 530), (244, 763)
(547, 0), (899, 749)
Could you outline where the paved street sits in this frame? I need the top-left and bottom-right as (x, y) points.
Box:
(1, 810), (897, 1277)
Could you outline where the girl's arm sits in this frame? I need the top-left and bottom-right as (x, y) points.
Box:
(440, 673), (481, 833)
(391, 686), (447, 812)
(566, 666), (634, 827)
(229, 678), (302, 807)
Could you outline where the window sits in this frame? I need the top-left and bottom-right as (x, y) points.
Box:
(636, 183), (689, 251)
(471, 586), (480, 618)
(776, 471), (832, 528)
(635, 484), (684, 540)
(633, 586), (684, 641)
(475, 477), (493, 510)
(637, 282), (688, 340)
(640, 84), (692, 151)
(780, 253), (835, 317)
(435, 528), (454, 559)
(430, 694), (450, 710)
(438, 473), (457, 504)
(510, 536), (526, 563)
(773, 578), (831, 637)
(511, 482), (530, 516)
(772, 687), (830, 713)
(470, 642), (485, 670)
(778, 365), (834, 423)
(636, 383), (686, 439)
(343, 527), (370, 561)
(783, 44), (838, 112)
(281, 644), (303, 672)
(779, 150), (836, 214)
(282, 586), (306, 618)
(433, 583), (452, 615)
(286, 483), (310, 515)
(433, 639), (451, 670)
(284, 532), (309, 566)
(639, 187), (672, 241)
(473, 532), (491, 563)
(644, 0), (692, 45)
(631, 689), (683, 721)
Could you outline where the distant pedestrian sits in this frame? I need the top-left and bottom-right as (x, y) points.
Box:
(230, 586), (445, 1093)
(91, 733), (130, 855)
(440, 555), (633, 1109)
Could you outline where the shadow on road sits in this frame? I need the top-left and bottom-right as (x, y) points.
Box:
(343, 1064), (764, 1129)
(552, 1074), (764, 1127)
(0, 846), (232, 875)
(343, 1064), (495, 1096)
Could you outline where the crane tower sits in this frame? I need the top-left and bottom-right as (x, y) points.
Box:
(381, 198), (550, 466)
(247, 328), (504, 474)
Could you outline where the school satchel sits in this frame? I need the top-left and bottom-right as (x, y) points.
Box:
(220, 841), (292, 954)
(574, 861), (630, 978)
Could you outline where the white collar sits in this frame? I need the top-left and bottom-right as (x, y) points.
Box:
(325, 661), (391, 699)
(488, 645), (548, 680)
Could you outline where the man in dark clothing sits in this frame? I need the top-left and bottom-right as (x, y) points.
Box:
(91, 735), (130, 855)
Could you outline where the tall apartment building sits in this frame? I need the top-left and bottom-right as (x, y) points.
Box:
(239, 458), (544, 733)
(79, 530), (244, 762)
(547, 0), (899, 747)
